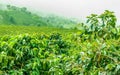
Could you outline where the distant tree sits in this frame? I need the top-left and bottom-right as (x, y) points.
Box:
(9, 16), (16, 24)
(6, 5), (11, 10)
(21, 7), (27, 12)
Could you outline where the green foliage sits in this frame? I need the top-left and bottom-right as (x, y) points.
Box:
(0, 10), (120, 75)
(99, 10), (117, 28)
(81, 10), (119, 39)
(0, 28), (120, 75)
(86, 10), (117, 33)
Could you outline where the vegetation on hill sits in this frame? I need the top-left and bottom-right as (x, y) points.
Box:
(42, 15), (77, 28)
(0, 5), (46, 26)
(0, 5), (77, 27)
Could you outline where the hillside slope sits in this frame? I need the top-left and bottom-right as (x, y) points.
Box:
(0, 5), (77, 27)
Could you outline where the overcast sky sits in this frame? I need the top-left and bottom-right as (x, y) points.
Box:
(1, 0), (120, 23)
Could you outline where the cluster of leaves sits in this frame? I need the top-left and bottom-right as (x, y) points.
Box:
(83, 10), (119, 39)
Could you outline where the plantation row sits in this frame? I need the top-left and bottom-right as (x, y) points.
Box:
(0, 31), (120, 75)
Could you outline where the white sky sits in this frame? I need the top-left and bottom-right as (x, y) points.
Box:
(1, 0), (120, 23)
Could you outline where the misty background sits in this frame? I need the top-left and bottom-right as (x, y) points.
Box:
(1, 0), (120, 24)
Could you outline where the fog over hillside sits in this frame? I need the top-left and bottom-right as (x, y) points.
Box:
(1, 0), (120, 24)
